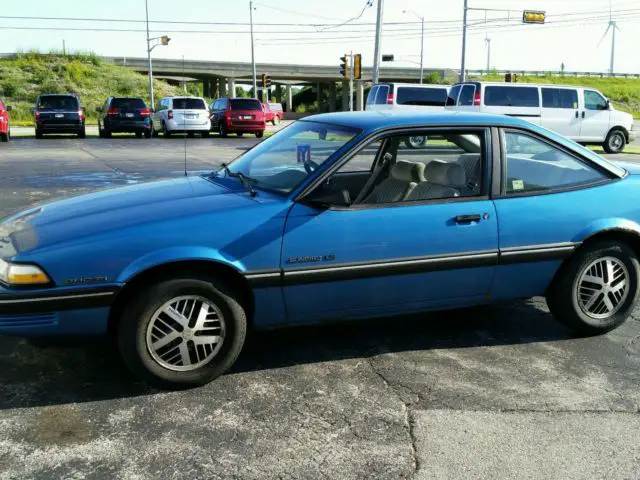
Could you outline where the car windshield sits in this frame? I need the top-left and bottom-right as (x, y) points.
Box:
(221, 121), (360, 194)
(37, 96), (79, 110)
(231, 99), (262, 111)
(111, 98), (146, 109)
(172, 98), (206, 110)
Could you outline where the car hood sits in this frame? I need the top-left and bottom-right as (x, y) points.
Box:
(0, 176), (264, 257)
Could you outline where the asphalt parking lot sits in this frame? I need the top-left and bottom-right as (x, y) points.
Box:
(0, 135), (639, 479)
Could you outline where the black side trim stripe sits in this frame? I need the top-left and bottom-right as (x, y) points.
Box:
(504, 114), (541, 118)
(0, 286), (120, 315)
(243, 242), (579, 287)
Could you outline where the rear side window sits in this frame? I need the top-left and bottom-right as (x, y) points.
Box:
(230, 99), (262, 111)
(111, 98), (146, 109)
(269, 103), (283, 112)
(446, 85), (461, 106)
(375, 85), (390, 105)
(172, 98), (207, 110)
(366, 86), (378, 107)
(396, 87), (447, 106)
(484, 86), (539, 107)
(541, 88), (578, 109)
(457, 85), (475, 106)
(37, 95), (79, 110)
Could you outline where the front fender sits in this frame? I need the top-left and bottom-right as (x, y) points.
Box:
(574, 217), (640, 243)
(116, 246), (246, 283)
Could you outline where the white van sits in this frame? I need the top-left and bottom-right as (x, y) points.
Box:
(445, 81), (635, 153)
(366, 83), (450, 147)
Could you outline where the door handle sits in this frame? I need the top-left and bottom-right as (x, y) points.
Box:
(575, 111), (579, 118)
(582, 111), (585, 118)
(455, 214), (482, 224)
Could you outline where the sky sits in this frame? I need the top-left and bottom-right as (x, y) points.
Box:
(0, 0), (639, 74)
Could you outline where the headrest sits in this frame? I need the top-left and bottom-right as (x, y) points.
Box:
(425, 161), (466, 187)
(390, 160), (424, 183)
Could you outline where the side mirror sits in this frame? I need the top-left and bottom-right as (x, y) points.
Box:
(605, 100), (611, 110)
(6, 105), (12, 112)
(301, 186), (351, 208)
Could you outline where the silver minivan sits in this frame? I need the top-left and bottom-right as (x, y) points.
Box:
(446, 81), (635, 153)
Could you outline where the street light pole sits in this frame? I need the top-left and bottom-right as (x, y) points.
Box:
(372, 0), (384, 84)
(460, 0), (468, 82)
(249, 1), (257, 97)
(419, 16), (424, 83)
(145, 0), (154, 108)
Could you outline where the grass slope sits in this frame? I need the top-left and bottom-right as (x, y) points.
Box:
(471, 74), (640, 118)
(0, 52), (180, 125)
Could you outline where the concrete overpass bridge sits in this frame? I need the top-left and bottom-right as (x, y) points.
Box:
(105, 56), (455, 111)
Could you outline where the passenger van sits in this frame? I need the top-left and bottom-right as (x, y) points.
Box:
(446, 81), (635, 153)
(366, 83), (450, 147)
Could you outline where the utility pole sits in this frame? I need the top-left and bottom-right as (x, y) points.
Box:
(372, 0), (384, 84)
(62, 39), (66, 55)
(250, 1), (257, 97)
(460, 0), (468, 82)
(349, 52), (354, 111)
(485, 37), (491, 71)
(610, 21), (616, 75)
(145, 0), (154, 109)
(419, 16), (424, 83)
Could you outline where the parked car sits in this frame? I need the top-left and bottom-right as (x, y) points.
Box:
(2, 111), (640, 389)
(262, 102), (284, 125)
(98, 97), (152, 138)
(209, 97), (266, 138)
(33, 94), (86, 139)
(366, 83), (450, 148)
(151, 96), (210, 137)
(446, 81), (636, 154)
(0, 99), (11, 142)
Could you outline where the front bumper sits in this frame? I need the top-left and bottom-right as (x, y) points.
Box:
(0, 285), (120, 336)
(628, 129), (636, 143)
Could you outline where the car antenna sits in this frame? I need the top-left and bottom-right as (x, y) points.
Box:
(183, 54), (187, 177)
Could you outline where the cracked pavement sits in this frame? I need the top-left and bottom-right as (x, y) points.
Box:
(0, 138), (639, 479)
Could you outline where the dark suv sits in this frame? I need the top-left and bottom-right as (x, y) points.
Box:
(34, 94), (85, 138)
(98, 97), (152, 138)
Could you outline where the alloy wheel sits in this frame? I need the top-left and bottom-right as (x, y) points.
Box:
(609, 132), (624, 151)
(146, 295), (226, 371)
(576, 256), (629, 320)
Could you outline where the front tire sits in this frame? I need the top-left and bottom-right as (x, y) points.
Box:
(118, 276), (247, 390)
(547, 241), (639, 336)
(603, 129), (626, 154)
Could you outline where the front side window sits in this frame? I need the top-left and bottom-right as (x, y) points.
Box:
(504, 131), (607, 195)
(396, 87), (447, 106)
(457, 85), (475, 106)
(484, 86), (539, 107)
(541, 88), (578, 109)
(222, 121), (360, 194)
(584, 90), (608, 111)
(307, 131), (485, 206)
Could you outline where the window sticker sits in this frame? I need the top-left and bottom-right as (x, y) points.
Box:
(297, 144), (311, 163)
(512, 179), (525, 191)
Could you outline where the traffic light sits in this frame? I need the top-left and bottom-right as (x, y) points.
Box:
(264, 75), (272, 88)
(353, 54), (362, 80)
(505, 73), (518, 83)
(161, 35), (171, 45)
(522, 10), (545, 24)
(261, 73), (266, 88)
(340, 55), (350, 79)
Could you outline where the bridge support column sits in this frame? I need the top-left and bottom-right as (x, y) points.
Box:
(329, 82), (336, 112)
(275, 84), (282, 104)
(285, 85), (293, 112)
(316, 82), (322, 113)
(227, 77), (236, 97)
(342, 81), (349, 111)
(219, 78), (227, 97)
(356, 80), (364, 111)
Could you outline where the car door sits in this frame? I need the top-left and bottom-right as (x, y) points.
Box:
(580, 89), (611, 142)
(280, 128), (498, 325)
(540, 87), (581, 139)
(491, 128), (613, 300)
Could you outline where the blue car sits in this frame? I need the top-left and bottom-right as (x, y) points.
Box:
(1, 111), (639, 389)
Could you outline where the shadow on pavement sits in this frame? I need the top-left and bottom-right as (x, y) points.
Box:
(0, 301), (572, 410)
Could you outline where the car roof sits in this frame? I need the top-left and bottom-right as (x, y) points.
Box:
(302, 110), (532, 131)
(460, 81), (588, 90)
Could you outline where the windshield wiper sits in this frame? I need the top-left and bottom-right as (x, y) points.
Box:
(215, 163), (257, 197)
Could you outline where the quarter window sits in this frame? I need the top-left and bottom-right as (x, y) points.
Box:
(504, 131), (607, 195)
(446, 85), (461, 106)
(584, 90), (608, 111)
(366, 86), (379, 107)
(541, 88), (578, 109)
(484, 86), (539, 107)
(457, 85), (475, 106)
(375, 85), (390, 105)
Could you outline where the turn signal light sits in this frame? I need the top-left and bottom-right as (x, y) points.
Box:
(140, 108), (152, 117)
(0, 259), (50, 286)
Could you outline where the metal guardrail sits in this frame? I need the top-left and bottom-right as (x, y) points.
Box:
(466, 69), (640, 79)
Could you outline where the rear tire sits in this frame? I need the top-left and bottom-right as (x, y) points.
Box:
(201, 131), (209, 138)
(163, 122), (171, 138)
(117, 276), (247, 390)
(273, 116), (280, 126)
(255, 131), (264, 138)
(136, 131), (143, 138)
(0, 132), (8, 142)
(144, 129), (152, 139)
(219, 123), (228, 138)
(237, 132), (244, 137)
(78, 128), (86, 139)
(603, 129), (626, 154)
(35, 129), (43, 139)
(187, 132), (195, 138)
(546, 241), (639, 336)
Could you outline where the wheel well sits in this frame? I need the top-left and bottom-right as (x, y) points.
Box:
(107, 260), (254, 338)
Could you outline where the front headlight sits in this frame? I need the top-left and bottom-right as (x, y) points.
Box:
(0, 259), (50, 286)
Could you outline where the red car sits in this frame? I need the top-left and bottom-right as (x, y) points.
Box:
(262, 102), (284, 125)
(0, 99), (12, 142)
(210, 98), (265, 138)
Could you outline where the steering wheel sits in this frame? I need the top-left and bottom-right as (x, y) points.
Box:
(303, 158), (320, 174)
